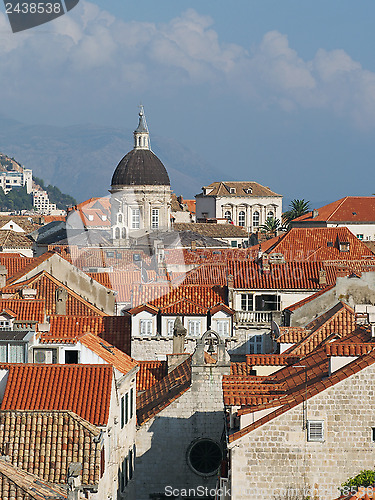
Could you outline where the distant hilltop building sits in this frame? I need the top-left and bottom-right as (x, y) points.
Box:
(32, 190), (65, 216)
(109, 105), (171, 245)
(0, 154), (32, 194)
(195, 181), (283, 231)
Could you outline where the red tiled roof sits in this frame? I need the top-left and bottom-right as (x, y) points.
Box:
(230, 362), (253, 376)
(137, 360), (168, 392)
(246, 354), (300, 366)
(137, 357), (192, 425)
(281, 302), (355, 357)
(228, 260), (336, 290)
(160, 298), (209, 315)
(0, 254), (34, 280)
(0, 410), (101, 486)
(79, 333), (138, 375)
(277, 327), (309, 344)
(266, 227), (374, 261)
(132, 284), (226, 309)
(6, 252), (55, 285)
(39, 315), (131, 355)
(0, 299), (45, 323)
(6, 271), (106, 317)
(200, 181), (281, 197)
(326, 343), (375, 356)
(294, 196), (375, 223)
(0, 457), (68, 499)
(1, 364), (113, 426)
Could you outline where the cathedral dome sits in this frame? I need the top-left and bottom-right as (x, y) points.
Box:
(111, 105), (170, 187)
(111, 148), (170, 187)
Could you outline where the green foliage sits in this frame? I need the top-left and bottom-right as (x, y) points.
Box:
(340, 470), (375, 494)
(259, 217), (285, 235)
(33, 176), (76, 209)
(283, 199), (311, 226)
(0, 186), (33, 211)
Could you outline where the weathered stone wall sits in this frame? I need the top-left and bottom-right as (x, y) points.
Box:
(229, 363), (375, 500)
(136, 364), (229, 500)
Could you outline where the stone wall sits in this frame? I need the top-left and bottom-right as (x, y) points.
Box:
(229, 363), (375, 499)
(136, 362), (230, 499)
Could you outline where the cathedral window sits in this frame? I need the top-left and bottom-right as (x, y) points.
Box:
(151, 209), (159, 229)
(115, 227), (120, 239)
(118, 214), (123, 223)
(224, 211), (232, 221)
(253, 211), (260, 227)
(131, 208), (140, 229)
(122, 227), (126, 239)
(267, 211), (274, 218)
(238, 211), (245, 226)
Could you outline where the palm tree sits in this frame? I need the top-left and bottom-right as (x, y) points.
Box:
(283, 199), (311, 226)
(259, 217), (284, 237)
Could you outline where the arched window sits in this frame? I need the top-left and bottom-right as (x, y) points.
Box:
(238, 211), (245, 226)
(122, 227), (126, 239)
(118, 214), (123, 223)
(253, 211), (259, 227)
(225, 211), (232, 221)
(115, 227), (120, 239)
(267, 211), (274, 218)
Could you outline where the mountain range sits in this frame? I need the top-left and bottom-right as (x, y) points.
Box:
(0, 114), (224, 203)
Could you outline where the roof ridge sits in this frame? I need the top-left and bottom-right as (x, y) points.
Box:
(326, 196), (349, 221)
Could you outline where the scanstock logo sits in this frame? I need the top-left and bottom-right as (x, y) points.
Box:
(3, 0), (79, 32)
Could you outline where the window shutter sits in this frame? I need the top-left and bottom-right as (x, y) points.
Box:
(307, 421), (324, 441)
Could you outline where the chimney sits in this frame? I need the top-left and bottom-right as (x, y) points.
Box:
(262, 255), (270, 273)
(56, 287), (68, 315)
(312, 209), (319, 218)
(172, 317), (186, 355)
(191, 240), (196, 251)
(227, 274), (234, 309)
(67, 462), (82, 500)
(319, 269), (327, 285)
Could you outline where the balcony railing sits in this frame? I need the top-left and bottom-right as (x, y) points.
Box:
(235, 310), (276, 325)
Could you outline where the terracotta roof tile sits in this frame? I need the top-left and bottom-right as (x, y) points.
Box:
(131, 284), (226, 309)
(277, 327), (309, 344)
(79, 333), (137, 374)
(1, 364), (113, 426)
(137, 357), (192, 425)
(0, 410), (100, 486)
(5, 271), (106, 317)
(0, 457), (68, 499)
(0, 254), (34, 280)
(229, 260), (336, 290)
(200, 181), (281, 197)
(39, 315), (131, 354)
(137, 361), (167, 392)
(266, 227), (374, 261)
(293, 196), (375, 223)
(0, 299), (45, 323)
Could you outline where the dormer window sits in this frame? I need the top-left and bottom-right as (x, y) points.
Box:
(229, 187), (236, 194)
(339, 242), (350, 252)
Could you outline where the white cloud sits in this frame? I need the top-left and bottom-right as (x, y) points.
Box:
(1, 2), (375, 127)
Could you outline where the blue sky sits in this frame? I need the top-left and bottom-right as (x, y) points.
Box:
(1, 1), (375, 204)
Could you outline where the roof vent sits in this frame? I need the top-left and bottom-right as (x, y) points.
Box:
(327, 241), (333, 247)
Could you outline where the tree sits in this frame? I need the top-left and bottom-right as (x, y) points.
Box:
(259, 217), (284, 236)
(340, 470), (375, 495)
(283, 199), (311, 226)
